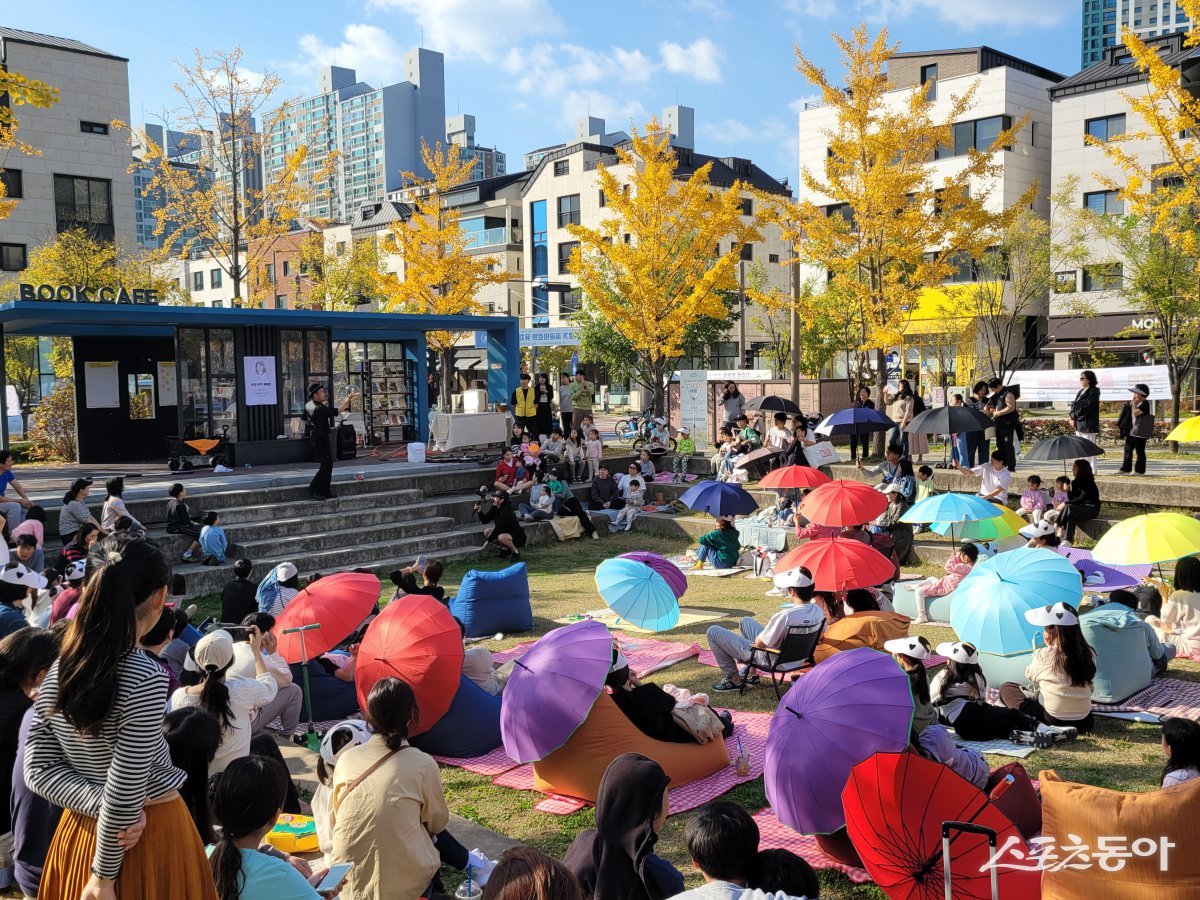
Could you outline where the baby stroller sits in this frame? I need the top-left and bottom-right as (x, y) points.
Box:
(166, 425), (230, 471)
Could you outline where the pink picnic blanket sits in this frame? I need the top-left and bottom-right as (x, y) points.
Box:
(432, 745), (521, 777)
(1092, 676), (1200, 720)
(491, 710), (772, 816)
(495, 634), (701, 679)
(751, 808), (872, 884)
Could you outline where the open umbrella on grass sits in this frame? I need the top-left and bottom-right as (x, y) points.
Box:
(595, 557), (680, 631)
(274, 571), (380, 664)
(618, 551), (687, 599)
(774, 537), (897, 591)
(1092, 512), (1200, 567)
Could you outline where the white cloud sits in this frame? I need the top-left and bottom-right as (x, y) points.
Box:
(659, 38), (723, 83)
(294, 24), (407, 86)
(785, 0), (839, 18)
(855, 0), (1073, 29)
(683, 0), (730, 18)
(702, 117), (756, 144)
(367, 0), (562, 61)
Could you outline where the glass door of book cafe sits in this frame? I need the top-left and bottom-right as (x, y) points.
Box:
(332, 341), (416, 447)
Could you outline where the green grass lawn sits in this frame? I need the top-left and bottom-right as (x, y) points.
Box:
(193, 532), (1196, 899)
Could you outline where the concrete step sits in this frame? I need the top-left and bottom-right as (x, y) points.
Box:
(233, 515), (460, 558)
(204, 488), (425, 526)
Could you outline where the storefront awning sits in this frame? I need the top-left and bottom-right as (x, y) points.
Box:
(1045, 312), (1154, 350)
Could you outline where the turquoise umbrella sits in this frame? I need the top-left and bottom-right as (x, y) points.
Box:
(594, 558), (680, 632)
(900, 492), (1004, 525)
(950, 547), (1083, 656)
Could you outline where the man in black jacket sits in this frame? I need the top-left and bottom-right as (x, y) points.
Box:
(587, 463), (626, 512)
(306, 383), (357, 500)
(477, 490), (526, 559)
(1117, 383), (1153, 476)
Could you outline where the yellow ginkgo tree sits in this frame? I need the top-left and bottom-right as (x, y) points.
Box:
(1, 68), (60, 219)
(375, 141), (508, 406)
(567, 120), (760, 414)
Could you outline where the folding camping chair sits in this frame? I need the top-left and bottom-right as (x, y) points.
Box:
(743, 622), (825, 699)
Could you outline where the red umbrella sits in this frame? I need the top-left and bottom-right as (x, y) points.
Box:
(842, 751), (1040, 899)
(774, 538), (895, 590)
(356, 594), (464, 736)
(274, 572), (381, 664)
(799, 479), (886, 527)
(758, 465), (832, 491)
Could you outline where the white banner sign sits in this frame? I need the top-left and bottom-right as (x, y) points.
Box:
(83, 361), (120, 409)
(157, 362), (177, 407)
(243, 356), (278, 406)
(520, 327), (579, 347)
(1013, 365), (1171, 402)
(705, 369), (772, 382)
(678, 370), (709, 450)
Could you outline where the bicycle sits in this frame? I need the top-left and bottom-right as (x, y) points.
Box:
(613, 408), (654, 445)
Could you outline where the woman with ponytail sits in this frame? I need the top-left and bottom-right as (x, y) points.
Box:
(209, 755), (323, 900)
(170, 627), (277, 775)
(24, 533), (217, 900)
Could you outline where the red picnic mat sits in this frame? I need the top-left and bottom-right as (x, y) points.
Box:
(751, 808), (873, 884)
(432, 744), (521, 777)
(490, 710), (772, 816)
(495, 634), (701, 679)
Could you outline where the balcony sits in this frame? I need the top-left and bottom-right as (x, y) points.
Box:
(461, 226), (521, 250)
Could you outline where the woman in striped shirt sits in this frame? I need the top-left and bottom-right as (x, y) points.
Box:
(25, 534), (217, 900)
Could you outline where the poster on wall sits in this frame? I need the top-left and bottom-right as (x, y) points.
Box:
(83, 361), (120, 409)
(157, 362), (178, 407)
(243, 356), (278, 406)
(1014, 365), (1171, 403)
(678, 370), (709, 450)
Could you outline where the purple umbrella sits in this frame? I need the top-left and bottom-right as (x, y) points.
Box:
(1059, 546), (1152, 588)
(500, 619), (614, 764)
(765, 647), (915, 835)
(619, 551), (688, 600)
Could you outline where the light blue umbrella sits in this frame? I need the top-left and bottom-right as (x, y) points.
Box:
(594, 558), (680, 632)
(950, 547), (1083, 656)
(900, 492), (1004, 525)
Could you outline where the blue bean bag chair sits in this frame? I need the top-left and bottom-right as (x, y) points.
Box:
(290, 660), (360, 722)
(410, 674), (502, 758)
(977, 651), (1035, 688)
(449, 563), (533, 638)
(1081, 604), (1154, 704)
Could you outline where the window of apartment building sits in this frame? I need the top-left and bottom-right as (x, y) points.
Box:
(1085, 113), (1126, 143)
(1054, 271), (1078, 293)
(553, 159), (569, 176)
(560, 287), (583, 316)
(266, 263), (275, 284)
(825, 202), (856, 229)
(193, 271), (205, 292)
(768, 253), (780, 264)
(210, 269), (222, 289)
(558, 241), (579, 274)
(920, 63), (938, 101)
(1082, 263), (1123, 291)
(0, 169), (23, 199)
(943, 251), (978, 283)
(557, 194), (581, 227)
(623, 233), (631, 244)
(740, 197), (753, 216)
(53, 175), (113, 238)
(282, 260), (291, 278)
(740, 243), (753, 261)
(275, 294), (288, 308)
(1084, 189), (1124, 215)
(79, 121), (109, 135)
(0, 243), (26, 272)
(336, 241), (346, 256)
(939, 115), (1013, 158)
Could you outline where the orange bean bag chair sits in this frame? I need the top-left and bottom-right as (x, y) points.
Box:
(532, 692), (731, 803)
(813, 611), (911, 663)
(1039, 769), (1200, 899)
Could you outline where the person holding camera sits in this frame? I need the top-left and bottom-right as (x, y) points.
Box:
(476, 491), (526, 560)
(233, 613), (304, 739)
(170, 628), (278, 775)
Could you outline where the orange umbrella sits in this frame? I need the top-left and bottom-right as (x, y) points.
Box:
(799, 479), (887, 527)
(758, 465), (832, 491)
(274, 572), (381, 664)
(774, 537), (896, 591)
(356, 594), (464, 735)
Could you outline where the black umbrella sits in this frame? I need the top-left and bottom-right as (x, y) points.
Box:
(904, 404), (993, 435)
(1022, 436), (1104, 473)
(745, 394), (802, 415)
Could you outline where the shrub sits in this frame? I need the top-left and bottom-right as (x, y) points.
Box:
(28, 382), (77, 461)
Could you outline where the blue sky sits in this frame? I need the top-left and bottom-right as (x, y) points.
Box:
(7, 0), (1080, 183)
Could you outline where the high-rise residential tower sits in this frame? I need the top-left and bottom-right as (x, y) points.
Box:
(1082, 0), (1192, 67)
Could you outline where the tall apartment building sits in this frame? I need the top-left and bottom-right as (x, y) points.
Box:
(797, 47), (1063, 386)
(1048, 31), (1198, 368)
(0, 27), (136, 271)
(520, 105), (793, 372)
(446, 114), (507, 182)
(1082, 0), (1192, 67)
(262, 49), (446, 222)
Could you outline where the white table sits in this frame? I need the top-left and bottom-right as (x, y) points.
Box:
(430, 411), (510, 451)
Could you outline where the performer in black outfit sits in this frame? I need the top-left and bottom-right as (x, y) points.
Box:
(306, 383), (357, 500)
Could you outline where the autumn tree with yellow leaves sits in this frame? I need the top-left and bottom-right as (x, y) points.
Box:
(567, 121), (760, 413)
(1, 68), (60, 219)
(124, 48), (334, 306)
(1086, 0), (1200, 428)
(375, 141), (507, 406)
(791, 25), (1030, 445)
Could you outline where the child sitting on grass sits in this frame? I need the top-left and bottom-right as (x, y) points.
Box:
(672, 427), (695, 483)
(199, 511), (228, 565)
(886, 636), (938, 732)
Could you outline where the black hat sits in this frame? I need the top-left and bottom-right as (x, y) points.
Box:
(307, 383), (326, 398)
(68, 477), (93, 495)
(1130, 383), (1150, 397)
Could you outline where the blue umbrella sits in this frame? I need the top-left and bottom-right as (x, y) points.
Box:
(900, 492), (1004, 525)
(594, 558), (680, 631)
(678, 480), (759, 517)
(950, 547), (1083, 656)
(815, 406), (896, 436)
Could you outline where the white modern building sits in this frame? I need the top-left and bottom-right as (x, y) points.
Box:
(796, 46), (1063, 385)
(446, 114), (506, 182)
(1047, 31), (1198, 367)
(0, 27), (136, 271)
(1082, 0), (1192, 67)
(262, 50), (445, 222)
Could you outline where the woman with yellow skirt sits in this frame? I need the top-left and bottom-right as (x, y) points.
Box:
(25, 534), (216, 900)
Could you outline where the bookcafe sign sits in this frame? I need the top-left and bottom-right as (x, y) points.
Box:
(18, 283), (161, 305)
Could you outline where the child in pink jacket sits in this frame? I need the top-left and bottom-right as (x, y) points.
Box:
(911, 544), (979, 624)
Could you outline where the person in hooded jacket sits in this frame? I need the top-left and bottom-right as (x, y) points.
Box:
(562, 753), (684, 900)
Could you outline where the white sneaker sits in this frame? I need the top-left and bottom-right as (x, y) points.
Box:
(467, 849), (498, 886)
(591, 532), (599, 540)
(1036, 722), (1078, 743)
(913, 615), (930, 625)
(765, 587), (785, 597)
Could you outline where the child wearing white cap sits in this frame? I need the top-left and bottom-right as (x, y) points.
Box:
(707, 567), (823, 693)
(884, 636), (938, 733)
(998, 602), (1096, 734)
(255, 562), (300, 617)
(0, 563), (47, 640)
